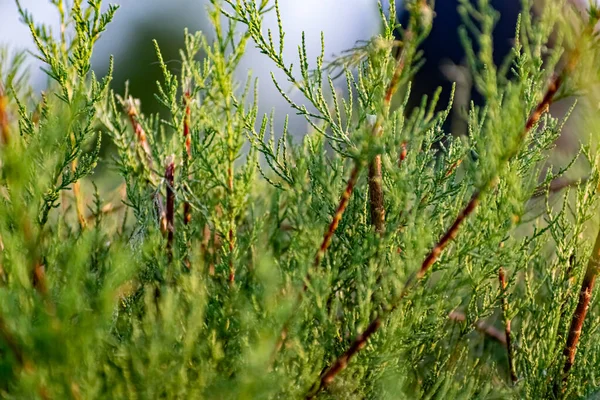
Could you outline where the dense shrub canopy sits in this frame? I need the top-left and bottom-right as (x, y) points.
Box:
(1, 0), (600, 398)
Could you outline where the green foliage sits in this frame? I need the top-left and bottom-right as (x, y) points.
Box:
(1, 0), (600, 398)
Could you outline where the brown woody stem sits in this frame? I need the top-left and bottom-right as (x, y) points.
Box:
(556, 222), (600, 394)
(124, 97), (154, 171)
(271, 164), (361, 362)
(0, 84), (9, 145)
(165, 158), (175, 262)
(69, 157), (87, 230)
(448, 310), (507, 345)
(499, 267), (517, 384)
(183, 91), (192, 226)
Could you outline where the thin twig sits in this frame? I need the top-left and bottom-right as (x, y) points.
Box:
(182, 90), (192, 269)
(183, 90), (192, 226)
(555, 222), (600, 395)
(0, 83), (10, 145)
(69, 157), (87, 230)
(448, 310), (507, 345)
(124, 96), (153, 170)
(227, 120), (236, 286)
(271, 164), (361, 361)
(499, 267), (517, 384)
(368, 24), (413, 235)
(532, 176), (590, 198)
(122, 96), (166, 232)
(165, 157), (175, 262)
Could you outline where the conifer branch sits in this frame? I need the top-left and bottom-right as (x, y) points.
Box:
(499, 267), (517, 384)
(271, 1), (429, 360)
(306, 32), (583, 397)
(271, 163), (361, 361)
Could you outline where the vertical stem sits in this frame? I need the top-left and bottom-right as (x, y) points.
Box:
(183, 91), (192, 226)
(367, 30), (412, 235)
(124, 97), (154, 172)
(123, 97), (166, 231)
(557, 223), (600, 394)
(182, 90), (192, 269)
(368, 156), (385, 234)
(312, 165), (362, 276)
(0, 84), (9, 145)
(69, 157), (87, 230)
(227, 123), (236, 285)
(165, 157), (175, 262)
(499, 267), (517, 384)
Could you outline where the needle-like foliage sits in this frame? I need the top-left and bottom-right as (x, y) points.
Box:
(1, 0), (600, 398)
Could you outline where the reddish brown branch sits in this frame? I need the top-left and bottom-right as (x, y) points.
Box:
(183, 91), (192, 227)
(499, 267), (517, 384)
(124, 97), (153, 167)
(32, 262), (48, 295)
(418, 191), (480, 279)
(123, 97), (167, 231)
(69, 157), (87, 230)
(0, 84), (9, 145)
(368, 31), (411, 235)
(532, 176), (590, 198)
(165, 157), (175, 262)
(312, 164), (362, 286)
(398, 141), (407, 167)
(369, 156), (386, 234)
(271, 164), (361, 362)
(183, 91), (192, 157)
(228, 228), (235, 284)
(556, 223), (600, 394)
(306, 317), (382, 399)
(448, 310), (507, 345)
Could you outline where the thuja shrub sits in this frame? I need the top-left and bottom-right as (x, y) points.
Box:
(2, 0), (600, 398)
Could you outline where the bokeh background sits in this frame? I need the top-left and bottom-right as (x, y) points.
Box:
(0, 0), (380, 129)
